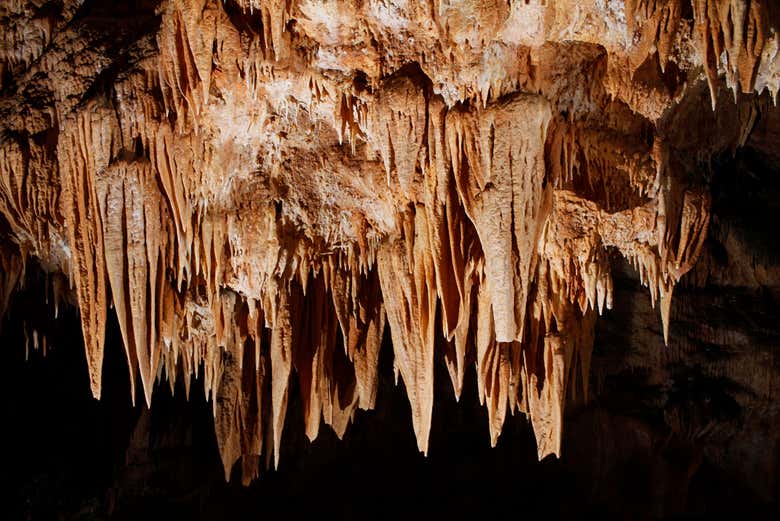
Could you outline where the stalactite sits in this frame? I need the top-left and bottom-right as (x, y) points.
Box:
(328, 262), (385, 411)
(0, 245), (23, 323)
(446, 93), (552, 344)
(378, 206), (438, 454)
(371, 69), (429, 199)
(267, 278), (297, 469)
(57, 105), (115, 399)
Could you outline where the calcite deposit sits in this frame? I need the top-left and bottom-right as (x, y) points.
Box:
(0, 0), (777, 482)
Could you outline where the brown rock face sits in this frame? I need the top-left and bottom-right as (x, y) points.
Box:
(0, 0), (778, 483)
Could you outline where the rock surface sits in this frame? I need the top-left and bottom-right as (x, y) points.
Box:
(0, 0), (778, 483)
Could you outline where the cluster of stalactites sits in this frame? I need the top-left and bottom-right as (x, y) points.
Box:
(692, 0), (771, 107)
(212, 264), (386, 482)
(625, 0), (773, 107)
(53, 95), (388, 476)
(0, 0), (740, 483)
(363, 69), (711, 457)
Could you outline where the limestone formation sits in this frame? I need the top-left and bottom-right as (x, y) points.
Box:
(0, 0), (777, 481)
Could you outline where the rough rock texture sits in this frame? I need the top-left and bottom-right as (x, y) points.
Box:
(0, 0), (778, 483)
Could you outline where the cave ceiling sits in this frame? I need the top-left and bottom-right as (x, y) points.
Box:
(0, 0), (778, 482)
